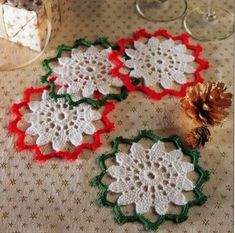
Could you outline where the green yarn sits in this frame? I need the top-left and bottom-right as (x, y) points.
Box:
(92, 130), (209, 231)
(41, 38), (127, 109)
(131, 77), (141, 85)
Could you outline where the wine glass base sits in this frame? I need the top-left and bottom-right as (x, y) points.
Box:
(184, 6), (234, 41)
(136, 0), (187, 22)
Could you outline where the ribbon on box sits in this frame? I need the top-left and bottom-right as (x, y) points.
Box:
(0, 0), (7, 39)
(0, 0), (52, 71)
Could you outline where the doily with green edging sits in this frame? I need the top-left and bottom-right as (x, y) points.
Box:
(41, 38), (128, 108)
(93, 130), (209, 231)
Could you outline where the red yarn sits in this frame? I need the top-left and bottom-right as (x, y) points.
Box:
(109, 28), (209, 100)
(8, 86), (115, 162)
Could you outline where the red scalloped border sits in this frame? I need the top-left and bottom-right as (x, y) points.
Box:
(8, 86), (115, 161)
(109, 28), (209, 100)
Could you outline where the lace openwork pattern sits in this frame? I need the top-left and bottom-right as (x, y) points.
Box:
(107, 141), (195, 215)
(93, 130), (209, 231)
(25, 90), (101, 151)
(109, 29), (209, 100)
(124, 38), (195, 89)
(53, 46), (123, 100)
(41, 38), (128, 107)
(8, 87), (115, 161)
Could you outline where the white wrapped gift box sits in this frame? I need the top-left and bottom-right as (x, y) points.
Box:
(0, 0), (69, 51)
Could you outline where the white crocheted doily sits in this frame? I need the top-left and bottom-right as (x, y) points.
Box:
(24, 90), (101, 151)
(124, 38), (195, 89)
(53, 46), (123, 100)
(107, 141), (195, 215)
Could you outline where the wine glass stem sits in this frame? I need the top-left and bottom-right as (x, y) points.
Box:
(206, 0), (217, 21)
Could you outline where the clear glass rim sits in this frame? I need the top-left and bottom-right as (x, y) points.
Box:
(136, 0), (188, 23)
(183, 6), (234, 42)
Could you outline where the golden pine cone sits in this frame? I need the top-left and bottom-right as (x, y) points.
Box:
(181, 82), (232, 126)
(184, 126), (211, 149)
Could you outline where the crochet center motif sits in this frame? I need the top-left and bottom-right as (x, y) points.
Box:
(25, 90), (101, 151)
(107, 141), (194, 215)
(53, 46), (123, 100)
(125, 38), (195, 89)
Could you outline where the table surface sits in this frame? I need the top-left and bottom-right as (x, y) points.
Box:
(0, 0), (233, 232)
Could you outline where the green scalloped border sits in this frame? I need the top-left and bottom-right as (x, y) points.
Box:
(40, 38), (127, 108)
(92, 129), (210, 231)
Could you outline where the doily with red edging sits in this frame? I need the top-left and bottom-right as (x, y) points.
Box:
(109, 29), (209, 100)
(8, 86), (115, 161)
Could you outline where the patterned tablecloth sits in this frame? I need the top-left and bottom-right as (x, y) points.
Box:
(0, 0), (233, 232)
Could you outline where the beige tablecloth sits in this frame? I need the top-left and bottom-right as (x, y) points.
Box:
(0, 0), (233, 232)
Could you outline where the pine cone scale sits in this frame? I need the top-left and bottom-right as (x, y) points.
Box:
(181, 82), (232, 126)
(184, 126), (211, 148)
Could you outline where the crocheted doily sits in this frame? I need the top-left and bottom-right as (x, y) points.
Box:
(109, 29), (209, 100)
(93, 130), (209, 231)
(8, 87), (115, 161)
(41, 38), (127, 107)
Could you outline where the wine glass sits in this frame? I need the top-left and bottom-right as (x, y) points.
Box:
(183, 0), (234, 41)
(136, 0), (187, 22)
